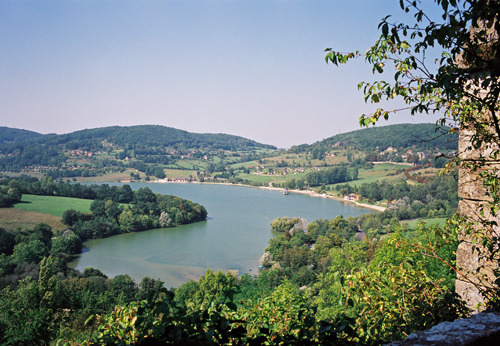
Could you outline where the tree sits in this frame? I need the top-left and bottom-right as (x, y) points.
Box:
(104, 199), (123, 220)
(0, 228), (15, 256)
(112, 274), (137, 304)
(90, 199), (106, 217)
(13, 240), (49, 264)
(326, 0), (499, 135)
(159, 211), (172, 227)
(136, 277), (164, 302)
(117, 184), (134, 203)
(244, 279), (318, 343)
(153, 166), (166, 179)
(40, 176), (56, 195)
(134, 187), (157, 204)
(0, 276), (53, 343)
(325, 0), (499, 309)
(175, 269), (237, 313)
(0, 186), (22, 207)
(96, 184), (112, 200)
(82, 266), (108, 278)
(30, 223), (53, 249)
(51, 230), (82, 256)
(118, 209), (139, 232)
(62, 209), (80, 226)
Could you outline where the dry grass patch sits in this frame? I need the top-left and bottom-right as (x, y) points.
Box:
(0, 208), (65, 232)
(163, 169), (197, 178)
(75, 171), (133, 183)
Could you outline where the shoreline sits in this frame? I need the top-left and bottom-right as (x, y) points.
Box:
(4, 172), (386, 213)
(257, 186), (386, 212)
(146, 179), (387, 212)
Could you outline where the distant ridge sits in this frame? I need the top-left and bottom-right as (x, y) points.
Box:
(0, 127), (43, 144)
(0, 125), (277, 151)
(292, 123), (458, 152)
(0, 123), (459, 174)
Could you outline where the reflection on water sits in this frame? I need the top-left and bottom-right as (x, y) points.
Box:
(69, 183), (374, 288)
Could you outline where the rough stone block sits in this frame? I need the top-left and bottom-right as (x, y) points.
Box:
(455, 279), (487, 313)
(458, 161), (500, 201)
(458, 199), (500, 241)
(459, 126), (499, 161)
(456, 241), (498, 286)
(388, 311), (500, 345)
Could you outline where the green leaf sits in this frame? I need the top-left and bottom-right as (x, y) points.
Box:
(85, 314), (95, 325)
(382, 23), (389, 37)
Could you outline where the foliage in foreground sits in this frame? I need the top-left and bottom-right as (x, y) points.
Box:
(51, 221), (465, 345)
(0, 212), (467, 345)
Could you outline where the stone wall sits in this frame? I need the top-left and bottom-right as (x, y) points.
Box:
(455, 15), (500, 310)
(456, 116), (500, 310)
(388, 312), (500, 345)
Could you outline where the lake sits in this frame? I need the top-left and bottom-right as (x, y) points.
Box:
(69, 183), (373, 288)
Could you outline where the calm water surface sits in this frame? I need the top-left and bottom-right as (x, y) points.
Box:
(70, 183), (373, 288)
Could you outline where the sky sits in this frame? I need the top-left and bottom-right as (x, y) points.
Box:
(0, 0), (444, 148)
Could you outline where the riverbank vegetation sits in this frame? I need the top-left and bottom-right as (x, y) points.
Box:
(0, 176), (208, 287)
(337, 173), (459, 219)
(2, 176), (207, 235)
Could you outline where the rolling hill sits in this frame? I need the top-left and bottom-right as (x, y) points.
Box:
(0, 123), (459, 181)
(0, 125), (276, 151)
(0, 127), (43, 144)
(291, 123), (458, 153)
(0, 125), (277, 171)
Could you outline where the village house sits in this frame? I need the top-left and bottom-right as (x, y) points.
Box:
(416, 152), (427, 160)
(173, 177), (188, 183)
(344, 193), (358, 201)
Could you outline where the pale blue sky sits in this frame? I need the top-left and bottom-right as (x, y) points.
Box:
(0, 0), (443, 148)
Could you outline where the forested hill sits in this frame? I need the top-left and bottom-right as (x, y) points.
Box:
(0, 125), (276, 152)
(57, 125), (276, 150)
(0, 127), (43, 144)
(291, 123), (458, 153)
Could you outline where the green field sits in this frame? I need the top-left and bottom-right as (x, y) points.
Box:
(405, 218), (448, 229)
(239, 171), (310, 185)
(229, 160), (260, 169)
(350, 164), (408, 186)
(238, 173), (280, 185)
(14, 194), (93, 217)
(174, 161), (199, 169)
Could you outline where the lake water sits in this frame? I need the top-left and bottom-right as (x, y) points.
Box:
(69, 183), (373, 288)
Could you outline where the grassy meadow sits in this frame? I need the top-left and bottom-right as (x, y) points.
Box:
(15, 194), (92, 217)
(405, 218), (448, 229)
(0, 194), (93, 232)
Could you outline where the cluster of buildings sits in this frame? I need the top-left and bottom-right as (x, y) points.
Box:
(69, 149), (93, 157)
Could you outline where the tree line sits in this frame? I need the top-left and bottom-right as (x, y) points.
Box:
(336, 174), (459, 220)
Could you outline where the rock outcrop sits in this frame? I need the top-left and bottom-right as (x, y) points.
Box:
(388, 312), (500, 345)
